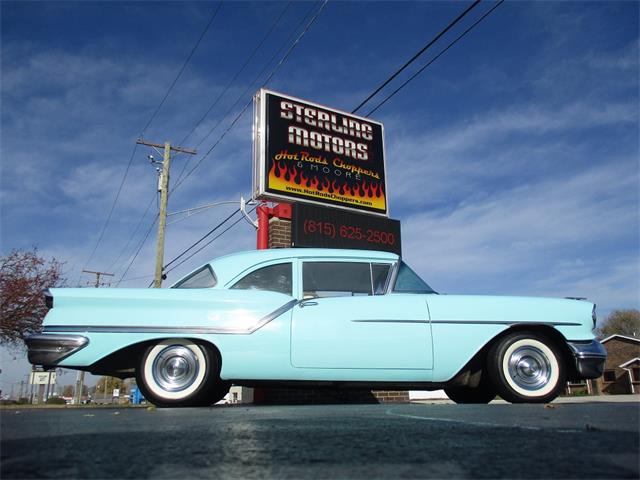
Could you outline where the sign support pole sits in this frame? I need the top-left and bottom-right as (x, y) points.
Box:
(257, 204), (269, 250)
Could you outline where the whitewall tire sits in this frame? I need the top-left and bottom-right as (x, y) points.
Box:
(488, 332), (565, 403)
(136, 339), (225, 407)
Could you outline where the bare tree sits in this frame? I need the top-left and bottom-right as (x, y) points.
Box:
(0, 248), (65, 345)
(596, 309), (640, 338)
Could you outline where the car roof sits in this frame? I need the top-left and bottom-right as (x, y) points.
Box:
(206, 248), (399, 287)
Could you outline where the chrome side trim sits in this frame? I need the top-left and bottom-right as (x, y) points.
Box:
(351, 319), (580, 326)
(25, 334), (89, 366)
(43, 299), (298, 335)
(430, 320), (581, 326)
(352, 319), (428, 324)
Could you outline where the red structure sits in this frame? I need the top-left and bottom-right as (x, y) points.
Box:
(256, 203), (292, 250)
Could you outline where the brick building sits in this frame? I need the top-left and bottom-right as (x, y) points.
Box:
(595, 335), (640, 395)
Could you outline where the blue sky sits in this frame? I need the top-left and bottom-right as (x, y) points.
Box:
(1, 1), (638, 390)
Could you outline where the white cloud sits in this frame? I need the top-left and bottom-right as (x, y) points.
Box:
(400, 161), (639, 310)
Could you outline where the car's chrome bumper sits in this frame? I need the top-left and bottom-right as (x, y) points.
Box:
(567, 340), (607, 379)
(25, 334), (89, 367)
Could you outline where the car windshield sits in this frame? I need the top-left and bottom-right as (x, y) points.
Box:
(172, 265), (217, 289)
(393, 261), (436, 294)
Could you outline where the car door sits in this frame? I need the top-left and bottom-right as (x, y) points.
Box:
(290, 260), (432, 370)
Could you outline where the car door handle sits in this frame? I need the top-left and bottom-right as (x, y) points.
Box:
(298, 300), (318, 308)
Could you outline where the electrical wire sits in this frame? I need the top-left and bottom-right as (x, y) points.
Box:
(172, 1), (322, 192)
(175, 1), (292, 150)
(351, 0), (481, 114)
(165, 206), (256, 275)
(115, 213), (159, 286)
(171, 0), (328, 195)
(163, 209), (241, 270)
(106, 193), (157, 273)
(365, 0), (505, 117)
(77, 142), (139, 286)
(116, 274), (155, 284)
(83, 3), (223, 284)
(171, 2), (298, 187)
(139, 1), (224, 138)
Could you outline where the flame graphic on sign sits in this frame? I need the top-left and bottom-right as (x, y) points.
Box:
(268, 161), (386, 211)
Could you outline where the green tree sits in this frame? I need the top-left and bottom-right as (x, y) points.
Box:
(0, 248), (65, 345)
(95, 376), (128, 396)
(597, 309), (640, 338)
(62, 385), (74, 397)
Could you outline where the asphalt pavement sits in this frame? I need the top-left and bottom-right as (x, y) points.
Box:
(2, 401), (638, 479)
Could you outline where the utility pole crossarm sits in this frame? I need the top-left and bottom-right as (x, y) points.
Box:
(136, 139), (196, 155)
(82, 270), (114, 288)
(137, 139), (196, 288)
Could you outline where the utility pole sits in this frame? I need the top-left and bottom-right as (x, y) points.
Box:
(82, 269), (114, 288)
(136, 139), (196, 288)
(75, 269), (114, 404)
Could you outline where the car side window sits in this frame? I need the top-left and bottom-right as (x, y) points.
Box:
(172, 265), (217, 289)
(372, 263), (391, 295)
(393, 261), (436, 294)
(303, 262), (372, 298)
(230, 263), (292, 296)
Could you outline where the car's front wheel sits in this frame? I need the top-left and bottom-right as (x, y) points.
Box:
(136, 339), (229, 407)
(487, 332), (566, 403)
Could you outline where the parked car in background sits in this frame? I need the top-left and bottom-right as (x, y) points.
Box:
(26, 248), (606, 407)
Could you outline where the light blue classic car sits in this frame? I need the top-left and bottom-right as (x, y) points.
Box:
(26, 248), (606, 406)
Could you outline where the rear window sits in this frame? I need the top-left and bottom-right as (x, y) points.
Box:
(172, 265), (217, 289)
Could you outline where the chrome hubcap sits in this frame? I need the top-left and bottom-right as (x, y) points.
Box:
(152, 345), (200, 392)
(507, 346), (552, 391)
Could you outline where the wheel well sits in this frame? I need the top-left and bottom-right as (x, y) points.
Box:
(449, 324), (577, 387)
(88, 338), (223, 378)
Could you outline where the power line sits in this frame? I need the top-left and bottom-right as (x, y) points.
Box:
(77, 142), (139, 286)
(116, 274), (155, 284)
(82, 4), (222, 283)
(163, 209), (241, 270)
(115, 213), (158, 286)
(106, 193), (157, 273)
(139, 1), (224, 138)
(165, 206), (255, 276)
(171, 0), (328, 194)
(351, 0), (481, 114)
(365, 0), (505, 117)
(176, 1), (292, 149)
(173, 1), (322, 191)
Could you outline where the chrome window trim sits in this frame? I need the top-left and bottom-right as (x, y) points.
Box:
(387, 261), (399, 294)
(371, 262), (393, 296)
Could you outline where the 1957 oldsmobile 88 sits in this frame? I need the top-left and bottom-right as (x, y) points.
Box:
(26, 248), (606, 406)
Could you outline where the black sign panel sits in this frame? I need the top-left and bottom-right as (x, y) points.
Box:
(292, 203), (401, 256)
(254, 89), (387, 215)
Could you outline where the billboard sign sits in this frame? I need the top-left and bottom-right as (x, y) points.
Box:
(29, 371), (56, 385)
(253, 89), (387, 216)
(292, 203), (401, 256)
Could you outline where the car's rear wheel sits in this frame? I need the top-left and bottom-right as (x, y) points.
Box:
(487, 332), (565, 403)
(136, 339), (229, 407)
(445, 379), (496, 404)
